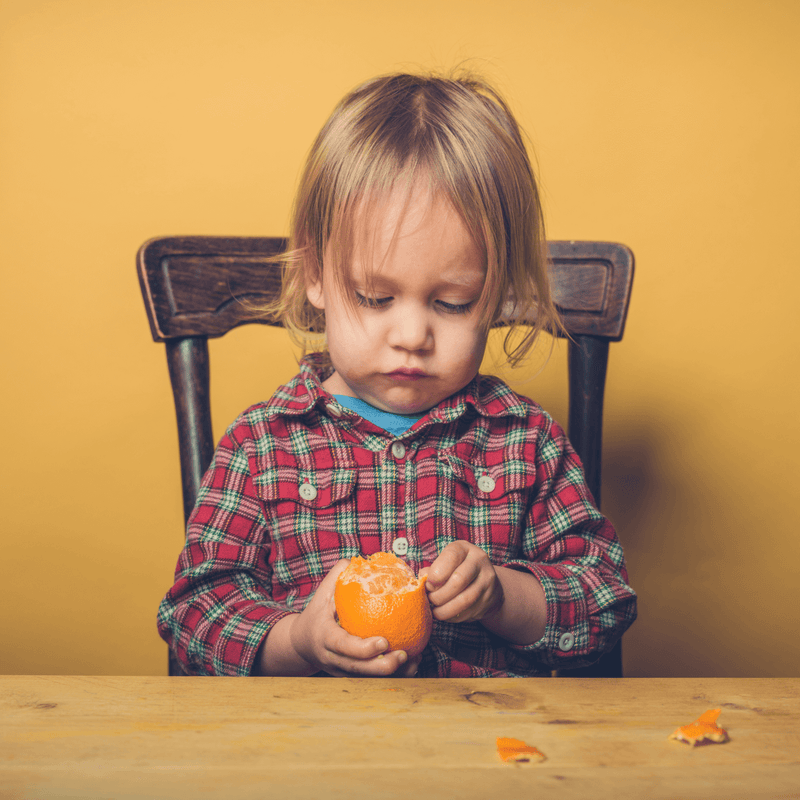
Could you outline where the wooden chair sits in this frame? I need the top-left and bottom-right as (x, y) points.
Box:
(137, 236), (634, 677)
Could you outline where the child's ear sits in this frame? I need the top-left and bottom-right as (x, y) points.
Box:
(305, 265), (325, 310)
(306, 279), (324, 310)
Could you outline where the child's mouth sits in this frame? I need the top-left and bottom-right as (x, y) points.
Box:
(386, 368), (430, 381)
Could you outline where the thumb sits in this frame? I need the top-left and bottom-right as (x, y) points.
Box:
(323, 559), (351, 620)
(417, 565), (436, 592)
(327, 558), (351, 583)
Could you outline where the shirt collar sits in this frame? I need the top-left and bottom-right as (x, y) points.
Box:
(265, 352), (528, 421)
(263, 353), (332, 417)
(429, 373), (529, 422)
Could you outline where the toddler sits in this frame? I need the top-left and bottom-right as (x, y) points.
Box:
(157, 71), (637, 678)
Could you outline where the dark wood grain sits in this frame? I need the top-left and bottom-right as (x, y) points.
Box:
(138, 237), (633, 342)
(567, 335), (609, 506)
(137, 236), (635, 678)
(165, 338), (215, 523)
(137, 236), (287, 341)
(546, 241), (633, 340)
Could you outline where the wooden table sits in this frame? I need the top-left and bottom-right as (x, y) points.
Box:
(2, 676), (798, 799)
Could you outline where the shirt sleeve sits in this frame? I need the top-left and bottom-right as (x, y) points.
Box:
(156, 428), (294, 676)
(499, 415), (637, 668)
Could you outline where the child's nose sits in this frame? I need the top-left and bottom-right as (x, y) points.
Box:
(388, 306), (433, 351)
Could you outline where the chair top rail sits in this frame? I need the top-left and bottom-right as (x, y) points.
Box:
(137, 236), (633, 343)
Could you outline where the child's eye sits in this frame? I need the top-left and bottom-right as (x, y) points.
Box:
(436, 300), (474, 314)
(355, 292), (392, 309)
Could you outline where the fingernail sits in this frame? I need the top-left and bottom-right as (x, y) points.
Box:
(397, 651), (408, 664)
(377, 638), (388, 651)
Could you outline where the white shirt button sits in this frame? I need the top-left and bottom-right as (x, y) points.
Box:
(326, 403), (342, 417)
(558, 632), (575, 652)
(392, 537), (409, 556)
(298, 482), (317, 501)
(391, 441), (407, 459)
(476, 474), (496, 493)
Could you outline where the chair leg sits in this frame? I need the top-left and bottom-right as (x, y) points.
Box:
(567, 335), (609, 507)
(165, 337), (215, 524)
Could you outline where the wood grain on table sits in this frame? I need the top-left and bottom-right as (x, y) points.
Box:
(2, 676), (798, 800)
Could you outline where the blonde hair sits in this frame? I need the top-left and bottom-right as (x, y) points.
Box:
(270, 70), (563, 366)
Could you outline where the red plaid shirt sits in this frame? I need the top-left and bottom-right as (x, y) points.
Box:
(157, 354), (636, 677)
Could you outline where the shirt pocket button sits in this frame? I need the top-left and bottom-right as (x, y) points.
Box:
(298, 482), (318, 501)
(392, 537), (409, 556)
(476, 474), (496, 493)
(558, 632), (575, 652)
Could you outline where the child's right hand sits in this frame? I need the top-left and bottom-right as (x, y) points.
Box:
(286, 560), (418, 677)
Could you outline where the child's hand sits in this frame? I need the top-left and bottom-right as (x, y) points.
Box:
(288, 560), (418, 677)
(420, 541), (504, 624)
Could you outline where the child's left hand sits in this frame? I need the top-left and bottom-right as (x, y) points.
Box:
(420, 541), (504, 624)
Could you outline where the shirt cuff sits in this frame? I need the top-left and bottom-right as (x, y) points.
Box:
(205, 606), (296, 676)
(497, 559), (590, 662)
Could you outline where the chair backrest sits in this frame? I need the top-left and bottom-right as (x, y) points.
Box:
(138, 236), (634, 676)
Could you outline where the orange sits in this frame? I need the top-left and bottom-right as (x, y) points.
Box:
(669, 709), (729, 746)
(334, 552), (432, 658)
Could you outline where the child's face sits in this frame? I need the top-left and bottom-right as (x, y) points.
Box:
(307, 184), (488, 415)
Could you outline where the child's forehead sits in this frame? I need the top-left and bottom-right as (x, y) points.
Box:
(350, 176), (439, 228)
(337, 180), (480, 257)
(324, 194), (486, 297)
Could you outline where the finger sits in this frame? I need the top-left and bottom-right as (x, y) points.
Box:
(431, 598), (478, 623)
(426, 541), (468, 591)
(431, 596), (473, 623)
(310, 560), (352, 615)
(320, 559), (355, 623)
(328, 624), (390, 660)
(323, 558), (352, 586)
(427, 560), (481, 608)
(429, 577), (491, 623)
(323, 620), (409, 675)
(324, 650), (409, 677)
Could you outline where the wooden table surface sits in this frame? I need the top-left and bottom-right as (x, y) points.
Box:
(2, 676), (798, 800)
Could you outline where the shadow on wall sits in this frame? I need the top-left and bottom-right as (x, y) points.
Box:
(601, 416), (743, 677)
(494, 350), (758, 676)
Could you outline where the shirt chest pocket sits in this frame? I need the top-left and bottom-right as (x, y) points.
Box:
(439, 451), (538, 553)
(253, 463), (358, 541)
(442, 451), (537, 501)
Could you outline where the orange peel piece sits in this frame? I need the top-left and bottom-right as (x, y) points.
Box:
(669, 708), (729, 746)
(496, 737), (546, 763)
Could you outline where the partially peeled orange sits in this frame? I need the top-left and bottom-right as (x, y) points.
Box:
(334, 552), (433, 658)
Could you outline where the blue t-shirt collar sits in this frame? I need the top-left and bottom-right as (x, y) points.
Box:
(333, 395), (423, 436)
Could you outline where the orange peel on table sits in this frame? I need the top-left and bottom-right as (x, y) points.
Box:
(496, 737), (547, 763)
(669, 709), (729, 746)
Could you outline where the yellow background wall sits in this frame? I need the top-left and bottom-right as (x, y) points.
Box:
(2, 0), (798, 677)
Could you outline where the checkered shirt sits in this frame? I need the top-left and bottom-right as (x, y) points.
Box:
(157, 354), (637, 677)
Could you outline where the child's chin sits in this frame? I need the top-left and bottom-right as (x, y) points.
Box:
(378, 393), (433, 416)
(391, 399), (437, 417)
